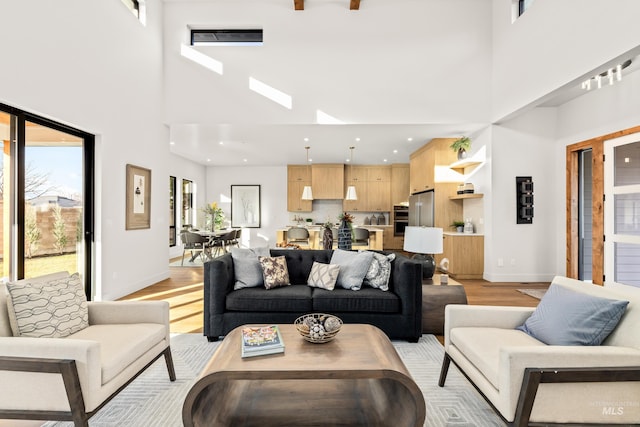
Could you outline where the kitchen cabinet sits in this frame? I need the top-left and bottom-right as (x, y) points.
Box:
(311, 164), (344, 199)
(342, 181), (367, 211)
(437, 233), (484, 279)
(287, 165), (312, 212)
(366, 166), (391, 182)
(343, 165), (391, 212)
(390, 164), (410, 206)
(409, 144), (435, 194)
(367, 180), (391, 211)
(345, 165), (368, 182)
(382, 226), (404, 250)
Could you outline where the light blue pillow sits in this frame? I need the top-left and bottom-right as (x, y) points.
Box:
(231, 247), (270, 290)
(330, 249), (374, 291)
(516, 283), (629, 346)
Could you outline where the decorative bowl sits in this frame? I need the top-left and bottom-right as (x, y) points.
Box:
(294, 313), (343, 343)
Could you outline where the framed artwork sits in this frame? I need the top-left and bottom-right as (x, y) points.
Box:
(231, 185), (261, 228)
(126, 164), (151, 230)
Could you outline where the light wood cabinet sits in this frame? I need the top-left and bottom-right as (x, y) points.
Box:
(382, 226), (404, 250)
(437, 233), (484, 279)
(342, 181), (367, 211)
(367, 180), (391, 211)
(366, 166), (391, 182)
(390, 164), (410, 206)
(345, 165), (368, 182)
(287, 165), (312, 212)
(312, 164), (344, 199)
(409, 144), (435, 194)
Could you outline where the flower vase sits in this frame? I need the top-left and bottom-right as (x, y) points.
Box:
(322, 227), (333, 250)
(457, 148), (467, 160)
(338, 219), (352, 250)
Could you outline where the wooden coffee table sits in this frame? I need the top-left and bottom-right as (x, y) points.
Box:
(182, 324), (426, 427)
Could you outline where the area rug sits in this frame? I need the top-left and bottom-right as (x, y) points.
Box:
(44, 334), (505, 427)
(517, 288), (547, 300)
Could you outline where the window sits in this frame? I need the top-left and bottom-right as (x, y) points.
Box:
(518, 0), (535, 16)
(191, 29), (264, 46)
(121, 0), (145, 24)
(0, 103), (94, 296)
(169, 176), (176, 246)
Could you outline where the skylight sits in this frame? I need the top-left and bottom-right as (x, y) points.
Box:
(191, 29), (264, 46)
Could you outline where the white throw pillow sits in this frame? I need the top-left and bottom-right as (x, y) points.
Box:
(361, 251), (396, 291)
(5, 273), (88, 338)
(307, 262), (340, 290)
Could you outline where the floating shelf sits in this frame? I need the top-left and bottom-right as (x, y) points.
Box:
(449, 159), (482, 173)
(449, 193), (483, 200)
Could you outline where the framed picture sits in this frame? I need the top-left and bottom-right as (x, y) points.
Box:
(231, 185), (261, 228)
(126, 164), (151, 230)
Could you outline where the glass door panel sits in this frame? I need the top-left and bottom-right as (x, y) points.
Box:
(605, 134), (640, 288)
(0, 111), (12, 280)
(23, 120), (84, 279)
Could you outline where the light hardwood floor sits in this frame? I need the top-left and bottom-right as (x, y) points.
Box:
(120, 263), (550, 336)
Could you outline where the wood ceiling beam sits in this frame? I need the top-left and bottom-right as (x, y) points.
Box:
(293, 0), (360, 10)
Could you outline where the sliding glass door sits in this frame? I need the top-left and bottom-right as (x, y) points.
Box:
(0, 104), (94, 296)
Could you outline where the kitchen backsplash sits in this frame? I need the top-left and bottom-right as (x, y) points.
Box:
(289, 200), (390, 226)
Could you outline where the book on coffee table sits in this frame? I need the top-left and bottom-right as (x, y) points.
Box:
(241, 325), (285, 358)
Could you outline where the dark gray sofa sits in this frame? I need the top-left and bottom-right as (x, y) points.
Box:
(203, 249), (423, 342)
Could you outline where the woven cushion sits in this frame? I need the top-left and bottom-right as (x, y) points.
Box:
(231, 247), (270, 290)
(259, 256), (291, 289)
(362, 251), (395, 291)
(5, 273), (88, 338)
(307, 262), (340, 290)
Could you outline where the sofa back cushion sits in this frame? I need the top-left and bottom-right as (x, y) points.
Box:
(269, 249), (332, 285)
(551, 276), (640, 349)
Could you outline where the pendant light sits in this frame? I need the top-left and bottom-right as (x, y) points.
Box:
(301, 146), (314, 200)
(345, 146), (358, 200)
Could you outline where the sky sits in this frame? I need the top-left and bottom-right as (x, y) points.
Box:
(25, 146), (83, 199)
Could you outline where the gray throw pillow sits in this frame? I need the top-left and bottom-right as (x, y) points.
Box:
(330, 249), (374, 291)
(361, 251), (395, 291)
(516, 283), (629, 345)
(231, 247), (270, 290)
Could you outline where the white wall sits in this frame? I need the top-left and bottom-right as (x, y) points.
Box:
(0, 0), (170, 300)
(169, 154), (207, 259)
(206, 166), (288, 248)
(485, 109), (559, 282)
(163, 0), (493, 126)
(492, 0), (640, 121)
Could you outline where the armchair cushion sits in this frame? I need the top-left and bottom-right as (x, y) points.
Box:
(5, 273), (88, 338)
(516, 283), (629, 345)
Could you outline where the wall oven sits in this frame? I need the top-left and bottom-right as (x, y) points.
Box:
(393, 205), (409, 236)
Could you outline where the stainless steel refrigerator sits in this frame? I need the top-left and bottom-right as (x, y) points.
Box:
(408, 190), (434, 227)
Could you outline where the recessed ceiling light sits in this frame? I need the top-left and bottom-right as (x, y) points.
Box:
(243, 158), (248, 162)
(393, 149), (398, 154)
(170, 141), (175, 145)
(207, 158), (211, 162)
(304, 137), (309, 142)
(355, 137), (360, 142)
(407, 137), (413, 142)
(383, 159), (388, 162)
(219, 141), (224, 145)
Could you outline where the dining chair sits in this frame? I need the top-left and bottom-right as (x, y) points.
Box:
(352, 227), (370, 248)
(287, 227), (310, 247)
(209, 230), (236, 258)
(180, 231), (209, 265)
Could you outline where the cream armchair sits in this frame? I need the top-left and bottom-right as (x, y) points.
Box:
(0, 272), (175, 426)
(439, 276), (640, 426)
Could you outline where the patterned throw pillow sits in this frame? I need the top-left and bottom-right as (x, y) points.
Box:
(258, 256), (291, 289)
(307, 262), (340, 290)
(362, 252), (396, 291)
(5, 273), (89, 338)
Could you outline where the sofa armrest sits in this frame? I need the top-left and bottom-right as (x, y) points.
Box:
(203, 253), (235, 338)
(390, 254), (423, 336)
(500, 345), (640, 413)
(0, 337), (102, 396)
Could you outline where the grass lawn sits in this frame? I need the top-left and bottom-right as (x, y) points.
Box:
(1, 253), (79, 279)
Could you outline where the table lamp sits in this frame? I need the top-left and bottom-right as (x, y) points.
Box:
(403, 226), (443, 280)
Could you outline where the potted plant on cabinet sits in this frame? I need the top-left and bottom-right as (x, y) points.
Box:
(451, 220), (465, 233)
(450, 137), (471, 160)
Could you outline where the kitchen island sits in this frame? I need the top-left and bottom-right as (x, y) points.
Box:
(276, 226), (383, 250)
